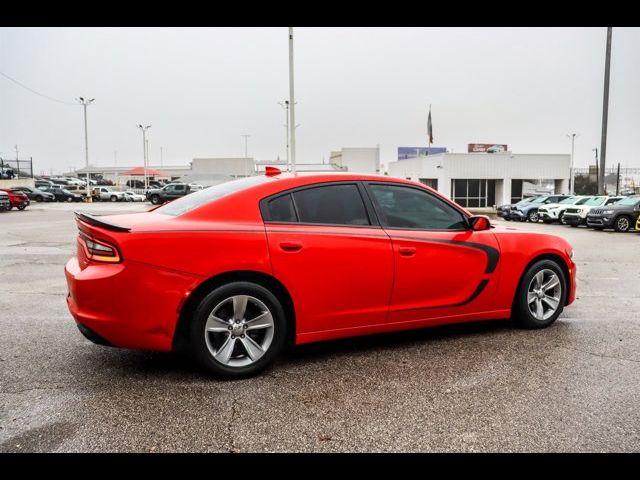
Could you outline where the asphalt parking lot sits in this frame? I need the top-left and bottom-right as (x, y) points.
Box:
(1, 202), (639, 452)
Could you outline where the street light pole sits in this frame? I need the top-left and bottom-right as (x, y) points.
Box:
(278, 101), (290, 170)
(566, 133), (577, 194)
(241, 134), (251, 177)
(77, 97), (95, 202)
(137, 124), (152, 190)
(598, 27), (613, 195)
(288, 27), (297, 174)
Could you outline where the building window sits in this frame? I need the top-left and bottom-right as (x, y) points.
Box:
(418, 178), (438, 190)
(451, 179), (496, 208)
(511, 179), (523, 204)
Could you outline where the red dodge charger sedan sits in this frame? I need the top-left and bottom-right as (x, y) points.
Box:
(65, 172), (576, 378)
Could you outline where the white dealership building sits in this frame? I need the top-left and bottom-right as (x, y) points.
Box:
(386, 152), (571, 208)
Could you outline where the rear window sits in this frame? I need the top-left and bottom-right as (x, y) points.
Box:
(156, 176), (272, 216)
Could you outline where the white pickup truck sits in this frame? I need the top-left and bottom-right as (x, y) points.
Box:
(91, 187), (127, 202)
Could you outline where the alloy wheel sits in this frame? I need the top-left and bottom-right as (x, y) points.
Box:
(527, 269), (562, 321)
(616, 217), (630, 232)
(204, 295), (275, 368)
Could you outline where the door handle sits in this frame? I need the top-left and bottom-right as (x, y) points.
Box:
(279, 241), (303, 252)
(398, 247), (416, 257)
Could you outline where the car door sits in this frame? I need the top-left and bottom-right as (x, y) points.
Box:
(364, 182), (501, 324)
(262, 182), (394, 334)
(171, 185), (186, 199)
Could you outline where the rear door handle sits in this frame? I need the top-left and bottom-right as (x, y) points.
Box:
(280, 241), (303, 252)
(398, 247), (416, 257)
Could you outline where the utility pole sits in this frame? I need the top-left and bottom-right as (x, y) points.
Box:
(598, 27), (613, 195)
(278, 101), (290, 170)
(593, 148), (599, 195)
(137, 125), (152, 190)
(241, 134), (251, 177)
(288, 27), (297, 173)
(566, 133), (577, 194)
(616, 162), (620, 195)
(77, 97), (95, 201)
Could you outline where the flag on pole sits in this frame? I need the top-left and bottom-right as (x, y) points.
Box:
(427, 105), (433, 146)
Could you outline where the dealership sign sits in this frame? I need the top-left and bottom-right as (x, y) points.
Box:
(398, 147), (447, 160)
(468, 143), (508, 153)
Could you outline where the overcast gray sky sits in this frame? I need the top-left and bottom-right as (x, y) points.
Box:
(1, 27), (639, 175)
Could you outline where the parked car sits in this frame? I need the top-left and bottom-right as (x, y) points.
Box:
(496, 196), (542, 220)
(586, 196), (640, 232)
(188, 183), (204, 191)
(91, 187), (127, 202)
(96, 178), (114, 186)
(636, 215), (640, 233)
(0, 167), (16, 179)
(35, 179), (54, 189)
(0, 188), (30, 210)
(123, 191), (146, 202)
(39, 186), (83, 202)
(538, 196), (590, 224)
(563, 196), (625, 228)
(50, 178), (71, 186)
(65, 172), (577, 379)
(509, 195), (571, 222)
(145, 183), (192, 205)
(10, 186), (55, 202)
(0, 190), (10, 211)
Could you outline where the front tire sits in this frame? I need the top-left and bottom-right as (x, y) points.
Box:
(614, 215), (631, 233)
(527, 210), (539, 223)
(150, 195), (161, 205)
(110, 195), (117, 202)
(188, 282), (288, 379)
(512, 259), (566, 329)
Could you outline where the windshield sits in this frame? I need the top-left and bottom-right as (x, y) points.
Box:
(615, 196), (640, 206)
(575, 197), (592, 205)
(62, 189), (72, 195)
(517, 196), (540, 205)
(156, 176), (272, 216)
(559, 196), (580, 204)
(583, 196), (606, 206)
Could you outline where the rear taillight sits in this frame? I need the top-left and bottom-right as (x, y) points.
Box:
(78, 232), (121, 263)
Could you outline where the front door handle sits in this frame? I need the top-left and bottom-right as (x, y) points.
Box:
(280, 241), (303, 252)
(398, 247), (416, 257)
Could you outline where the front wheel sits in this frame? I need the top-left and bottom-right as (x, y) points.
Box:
(512, 259), (566, 329)
(188, 282), (288, 379)
(35, 195), (44, 202)
(150, 195), (161, 205)
(110, 196), (117, 202)
(614, 216), (631, 233)
(66, 196), (73, 202)
(17, 205), (26, 211)
(527, 210), (539, 223)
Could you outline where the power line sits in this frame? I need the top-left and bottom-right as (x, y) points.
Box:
(0, 70), (77, 106)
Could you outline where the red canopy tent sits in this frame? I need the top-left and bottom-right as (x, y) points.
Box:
(121, 167), (168, 177)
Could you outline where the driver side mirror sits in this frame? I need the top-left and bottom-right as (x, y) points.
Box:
(469, 215), (491, 231)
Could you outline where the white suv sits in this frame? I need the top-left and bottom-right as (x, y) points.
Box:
(562, 196), (625, 227)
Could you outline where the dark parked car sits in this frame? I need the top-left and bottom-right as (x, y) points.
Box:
(126, 179), (163, 189)
(10, 186), (55, 202)
(146, 183), (192, 205)
(39, 186), (84, 202)
(586, 196), (640, 232)
(0, 190), (10, 211)
(35, 179), (54, 189)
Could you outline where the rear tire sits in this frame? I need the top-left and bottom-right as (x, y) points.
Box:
(512, 259), (566, 329)
(188, 282), (288, 379)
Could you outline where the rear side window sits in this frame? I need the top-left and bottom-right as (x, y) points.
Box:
(267, 194), (297, 222)
(291, 184), (370, 226)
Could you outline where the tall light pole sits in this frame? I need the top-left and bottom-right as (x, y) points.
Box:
(278, 101), (290, 170)
(77, 97), (95, 201)
(241, 134), (251, 177)
(566, 133), (577, 194)
(137, 124), (152, 190)
(598, 27), (613, 195)
(288, 27), (297, 173)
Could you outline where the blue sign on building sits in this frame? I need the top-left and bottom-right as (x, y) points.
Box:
(398, 147), (447, 160)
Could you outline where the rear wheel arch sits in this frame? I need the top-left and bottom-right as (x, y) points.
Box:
(172, 270), (296, 353)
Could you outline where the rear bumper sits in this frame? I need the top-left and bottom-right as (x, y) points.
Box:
(65, 256), (203, 351)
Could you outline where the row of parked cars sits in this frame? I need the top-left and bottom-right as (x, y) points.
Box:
(497, 194), (640, 233)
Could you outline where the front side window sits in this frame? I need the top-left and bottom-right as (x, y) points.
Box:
(369, 184), (467, 230)
(291, 184), (370, 226)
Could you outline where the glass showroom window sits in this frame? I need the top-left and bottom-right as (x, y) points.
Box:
(452, 179), (496, 208)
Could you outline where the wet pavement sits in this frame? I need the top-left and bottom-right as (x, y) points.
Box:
(1, 203), (639, 452)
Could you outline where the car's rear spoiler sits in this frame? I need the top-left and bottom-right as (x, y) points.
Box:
(74, 211), (131, 233)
